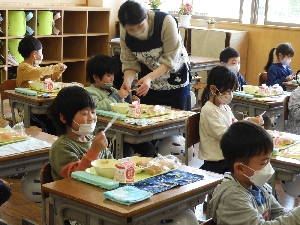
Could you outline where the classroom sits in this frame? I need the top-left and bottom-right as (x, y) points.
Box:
(0, 0), (300, 224)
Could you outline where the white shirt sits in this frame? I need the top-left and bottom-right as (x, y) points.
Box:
(199, 101), (234, 161)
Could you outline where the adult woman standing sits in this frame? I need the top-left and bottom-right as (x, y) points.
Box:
(118, 1), (191, 110)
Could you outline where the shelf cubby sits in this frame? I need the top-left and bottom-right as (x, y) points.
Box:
(88, 11), (109, 34)
(39, 36), (62, 62)
(0, 10), (7, 37)
(63, 36), (86, 61)
(61, 61), (86, 84)
(87, 35), (109, 58)
(63, 11), (87, 35)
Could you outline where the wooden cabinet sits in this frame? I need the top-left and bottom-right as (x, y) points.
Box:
(0, 6), (110, 84)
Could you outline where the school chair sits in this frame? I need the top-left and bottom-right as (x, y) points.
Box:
(192, 83), (206, 111)
(200, 218), (217, 225)
(0, 219), (11, 225)
(0, 79), (17, 126)
(283, 95), (290, 131)
(185, 112), (200, 165)
(40, 162), (55, 225)
(258, 72), (268, 86)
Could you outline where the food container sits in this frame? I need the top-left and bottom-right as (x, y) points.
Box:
(110, 103), (129, 114)
(91, 159), (120, 179)
(242, 85), (259, 94)
(258, 85), (270, 96)
(114, 159), (135, 183)
(272, 132), (280, 155)
(128, 101), (141, 117)
(28, 80), (62, 92)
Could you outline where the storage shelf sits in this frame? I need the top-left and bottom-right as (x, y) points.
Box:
(0, 7), (110, 85)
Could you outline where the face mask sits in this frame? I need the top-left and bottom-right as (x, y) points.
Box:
(129, 21), (149, 40)
(34, 54), (43, 66)
(214, 88), (233, 105)
(241, 162), (275, 187)
(71, 120), (96, 136)
(227, 64), (240, 74)
(99, 83), (113, 90)
(280, 57), (291, 66)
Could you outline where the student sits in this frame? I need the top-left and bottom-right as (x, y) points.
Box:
(17, 36), (67, 135)
(264, 42), (294, 91)
(208, 121), (300, 224)
(199, 66), (263, 174)
(0, 179), (11, 206)
(85, 54), (156, 158)
(118, 1), (191, 110)
(47, 86), (112, 181)
(285, 86), (300, 135)
(220, 47), (247, 91)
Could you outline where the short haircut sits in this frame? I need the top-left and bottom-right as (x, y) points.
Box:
(18, 36), (42, 58)
(200, 65), (238, 107)
(86, 54), (119, 84)
(219, 47), (240, 63)
(220, 121), (273, 173)
(47, 86), (95, 135)
(118, 1), (147, 26)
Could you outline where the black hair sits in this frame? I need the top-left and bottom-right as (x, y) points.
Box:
(220, 121), (273, 173)
(264, 42), (294, 71)
(118, 1), (147, 26)
(47, 86), (95, 136)
(200, 65), (238, 107)
(86, 54), (119, 84)
(18, 36), (42, 58)
(219, 47), (240, 63)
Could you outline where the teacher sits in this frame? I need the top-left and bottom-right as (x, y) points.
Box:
(118, 1), (191, 110)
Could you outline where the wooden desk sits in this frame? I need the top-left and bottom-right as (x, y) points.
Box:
(5, 90), (55, 128)
(96, 113), (191, 159)
(270, 155), (300, 196)
(42, 165), (223, 225)
(230, 93), (290, 131)
(188, 56), (219, 74)
(0, 128), (56, 177)
(282, 81), (299, 92)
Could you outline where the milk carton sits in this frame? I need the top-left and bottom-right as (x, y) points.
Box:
(258, 84), (269, 96)
(42, 78), (54, 92)
(272, 132), (280, 155)
(114, 159), (135, 183)
(128, 101), (141, 117)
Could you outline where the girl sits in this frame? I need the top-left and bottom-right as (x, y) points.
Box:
(47, 86), (112, 181)
(264, 42), (294, 90)
(199, 65), (264, 174)
(17, 36), (67, 134)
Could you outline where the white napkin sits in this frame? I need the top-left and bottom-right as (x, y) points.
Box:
(0, 137), (52, 156)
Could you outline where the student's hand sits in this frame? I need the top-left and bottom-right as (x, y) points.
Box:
(245, 115), (264, 126)
(121, 81), (131, 93)
(136, 75), (152, 96)
(131, 95), (140, 103)
(91, 131), (108, 153)
(118, 89), (129, 99)
(286, 75), (294, 81)
(59, 63), (67, 71)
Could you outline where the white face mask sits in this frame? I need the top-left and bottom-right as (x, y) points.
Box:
(280, 57), (291, 66)
(129, 21), (149, 40)
(71, 120), (96, 136)
(227, 64), (240, 74)
(214, 88), (233, 105)
(34, 54), (43, 66)
(241, 162), (275, 187)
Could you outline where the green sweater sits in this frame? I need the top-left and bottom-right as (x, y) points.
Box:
(85, 84), (119, 111)
(49, 134), (113, 181)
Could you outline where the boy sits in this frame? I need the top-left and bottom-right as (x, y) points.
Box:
(220, 47), (247, 91)
(208, 121), (300, 224)
(85, 54), (156, 158)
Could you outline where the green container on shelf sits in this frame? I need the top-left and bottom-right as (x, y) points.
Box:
(8, 11), (26, 36)
(37, 11), (53, 36)
(8, 39), (24, 63)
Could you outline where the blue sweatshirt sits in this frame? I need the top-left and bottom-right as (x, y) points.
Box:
(267, 63), (293, 91)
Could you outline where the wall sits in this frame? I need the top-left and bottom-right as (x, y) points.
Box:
(0, 0), (86, 6)
(191, 19), (300, 86)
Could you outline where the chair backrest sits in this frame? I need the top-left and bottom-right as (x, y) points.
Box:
(258, 72), (268, 86)
(283, 95), (290, 121)
(201, 218), (217, 225)
(185, 112), (200, 165)
(0, 79), (16, 117)
(40, 162), (53, 199)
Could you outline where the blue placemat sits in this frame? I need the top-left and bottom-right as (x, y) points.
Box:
(121, 169), (204, 194)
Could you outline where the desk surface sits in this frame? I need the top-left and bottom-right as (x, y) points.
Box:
(5, 90), (55, 103)
(188, 56), (219, 64)
(42, 165), (222, 219)
(233, 94), (289, 106)
(271, 155), (300, 168)
(282, 81), (299, 87)
(0, 128), (56, 162)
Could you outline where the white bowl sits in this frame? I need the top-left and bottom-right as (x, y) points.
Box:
(91, 159), (120, 179)
(28, 81), (62, 92)
(243, 85), (259, 94)
(110, 103), (129, 114)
